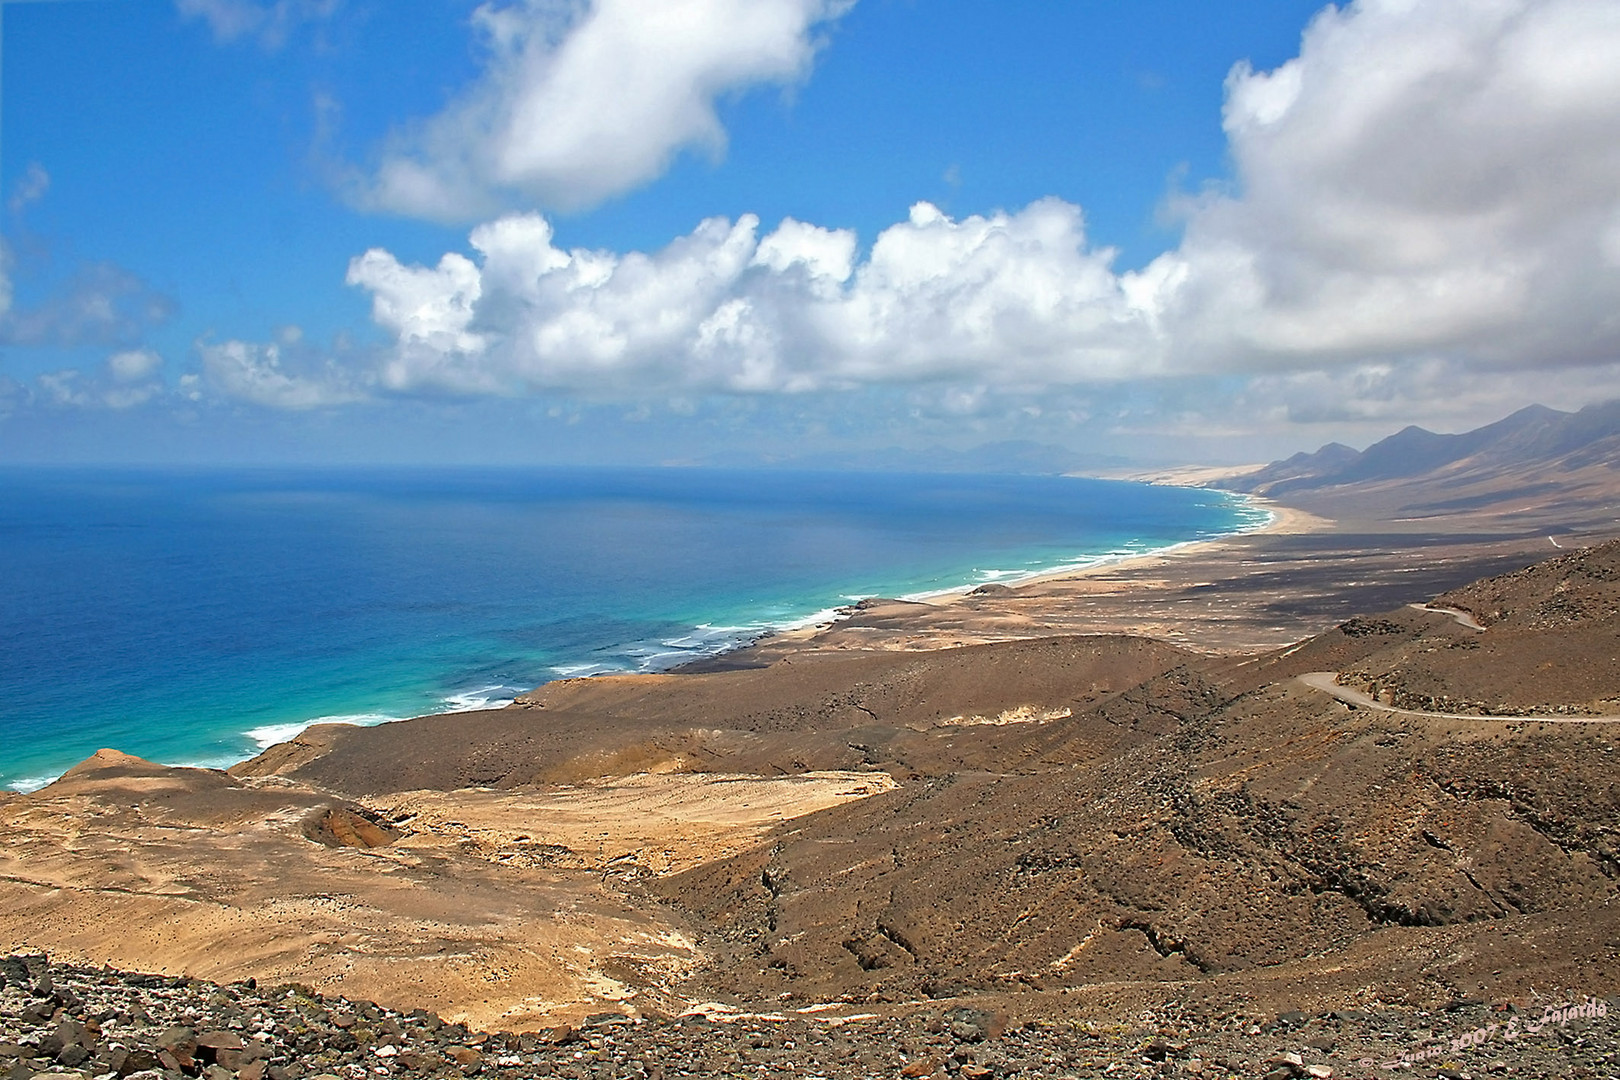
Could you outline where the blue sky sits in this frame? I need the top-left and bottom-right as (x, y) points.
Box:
(4, 0), (1620, 465)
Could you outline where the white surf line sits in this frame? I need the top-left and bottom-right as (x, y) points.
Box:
(1406, 603), (1485, 632)
(1550, 535), (1564, 549)
(1298, 672), (1620, 724)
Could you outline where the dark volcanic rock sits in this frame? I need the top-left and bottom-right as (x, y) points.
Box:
(1, 957), (1616, 1080)
(300, 806), (399, 849)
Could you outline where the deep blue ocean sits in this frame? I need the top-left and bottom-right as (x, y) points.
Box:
(0, 467), (1265, 791)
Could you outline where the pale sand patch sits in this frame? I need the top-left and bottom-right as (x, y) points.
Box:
(1081, 463), (1269, 487)
(0, 759), (895, 1029)
(378, 770), (899, 878)
(963, 494), (1332, 596)
(943, 705), (1073, 728)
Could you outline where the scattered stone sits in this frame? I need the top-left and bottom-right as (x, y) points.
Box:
(20, 958), (53, 1003)
(195, 1030), (244, 1051)
(16, 1005), (52, 1027)
(0, 954), (1614, 1080)
(121, 1048), (160, 1075)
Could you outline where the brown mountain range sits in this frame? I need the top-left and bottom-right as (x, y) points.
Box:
(1222, 400), (1620, 530)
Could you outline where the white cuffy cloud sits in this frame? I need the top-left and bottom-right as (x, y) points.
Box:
(1142, 0), (1620, 373)
(35, 371), (93, 409)
(360, 0), (854, 218)
(347, 199), (1161, 395)
(340, 0), (1620, 421)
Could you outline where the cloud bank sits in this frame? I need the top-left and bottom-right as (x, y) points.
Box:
(346, 200), (1154, 395)
(337, 0), (1620, 417)
(359, 0), (854, 219)
(1159, 0), (1620, 372)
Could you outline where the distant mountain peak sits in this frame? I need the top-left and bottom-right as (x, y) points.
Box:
(1504, 402), (1561, 420)
(1224, 401), (1620, 520)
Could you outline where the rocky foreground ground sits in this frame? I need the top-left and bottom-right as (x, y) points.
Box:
(3, 955), (1616, 1080)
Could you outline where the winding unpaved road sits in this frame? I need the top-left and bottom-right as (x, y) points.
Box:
(1298, 671), (1620, 724)
(1407, 602), (1485, 631)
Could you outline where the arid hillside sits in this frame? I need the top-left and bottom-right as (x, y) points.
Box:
(1319, 538), (1620, 715)
(4, 540), (1618, 1044)
(1223, 400), (1620, 531)
(654, 596), (1619, 1018)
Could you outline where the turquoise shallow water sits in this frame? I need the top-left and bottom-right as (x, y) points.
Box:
(0, 467), (1267, 791)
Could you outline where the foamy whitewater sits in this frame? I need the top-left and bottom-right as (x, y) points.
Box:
(0, 467), (1266, 791)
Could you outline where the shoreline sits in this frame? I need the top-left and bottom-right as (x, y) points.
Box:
(893, 488), (1289, 603)
(701, 489), (1587, 665)
(8, 470), (1577, 791)
(899, 490), (1326, 604)
(664, 482), (1308, 667)
(693, 481), (1287, 636)
(690, 489), (1342, 667)
(2, 474), (1272, 794)
(3, 477), (1563, 793)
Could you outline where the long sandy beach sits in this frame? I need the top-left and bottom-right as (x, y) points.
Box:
(692, 485), (1582, 667)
